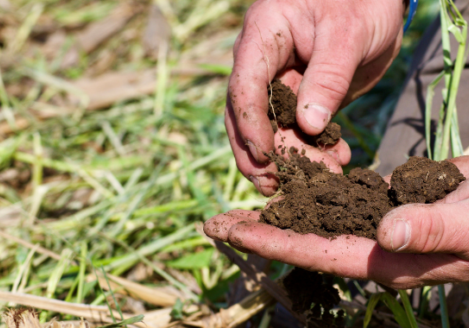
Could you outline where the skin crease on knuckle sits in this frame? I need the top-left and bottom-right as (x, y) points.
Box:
(418, 208), (446, 254)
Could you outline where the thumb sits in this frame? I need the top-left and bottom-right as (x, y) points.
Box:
(377, 199), (469, 260)
(296, 27), (362, 135)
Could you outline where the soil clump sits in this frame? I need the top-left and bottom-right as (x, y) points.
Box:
(283, 268), (344, 327)
(260, 148), (393, 239)
(390, 156), (465, 204)
(260, 151), (465, 239)
(267, 79), (341, 146)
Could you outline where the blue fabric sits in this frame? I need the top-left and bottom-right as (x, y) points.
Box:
(404, 0), (418, 32)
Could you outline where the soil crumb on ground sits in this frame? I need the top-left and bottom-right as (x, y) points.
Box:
(260, 150), (465, 239)
(283, 268), (344, 327)
(390, 156), (465, 204)
(267, 79), (341, 145)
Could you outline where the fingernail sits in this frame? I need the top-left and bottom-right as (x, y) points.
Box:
(391, 219), (411, 252)
(246, 140), (259, 161)
(303, 103), (331, 131)
(327, 150), (340, 163)
(249, 175), (264, 194)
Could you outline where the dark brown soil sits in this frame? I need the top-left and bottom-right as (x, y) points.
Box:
(268, 79), (297, 131)
(390, 156), (465, 205)
(267, 79), (341, 146)
(315, 122), (342, 146)
(283, 268), (344, 327)
(260, 151), (465, 240)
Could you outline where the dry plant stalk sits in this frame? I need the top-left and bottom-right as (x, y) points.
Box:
(90, 271), (180, 307)
(185, 287), (275, 328)
(2, 308), (92, 328)
(0, 292), (150, 327)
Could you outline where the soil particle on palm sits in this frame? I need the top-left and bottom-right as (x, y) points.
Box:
(390, 156), (465, 204)
(267, 79), (341, 146)
(260, 148), (393, 239)
(283, 268), (344, 327)
(260, 149), (465, 240)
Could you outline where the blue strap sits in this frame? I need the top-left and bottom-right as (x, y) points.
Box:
(404, 0), (418, 32)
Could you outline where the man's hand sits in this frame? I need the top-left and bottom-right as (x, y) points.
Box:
(204, 157), (469, 289)
(228, 0), (405, 196)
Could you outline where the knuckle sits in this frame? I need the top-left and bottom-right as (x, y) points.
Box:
(418, 208), (445, 253)
(311, 66), (350, 100)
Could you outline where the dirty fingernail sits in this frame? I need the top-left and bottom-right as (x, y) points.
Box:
(249, 175), (264, 194)
(246, 140), (259, 161)
(303, 104), (331, 131)
(327, 150), (340, 163)
(391, 219), (411, 252)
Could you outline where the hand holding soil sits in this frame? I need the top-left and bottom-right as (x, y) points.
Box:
(226, 0), (405, 195)
(205, 156), (469, 289)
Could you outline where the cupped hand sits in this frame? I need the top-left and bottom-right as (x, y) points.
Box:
(204, 156), (469, 289)
(228, 0), (405, 196)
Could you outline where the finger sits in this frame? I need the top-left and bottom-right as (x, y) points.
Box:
(296, 23), (363, 135)
(344, 35), (402, 105)
(438, 179), (469, 204)
(204, 210), (261, 242)
(226, 221), (469, 289)
(383, 174), (391, 185)
(225, 104), (279, 196)
(449, 156), (469, 178)
(229, 2), (301, 163)
(377, 200), (469, 260)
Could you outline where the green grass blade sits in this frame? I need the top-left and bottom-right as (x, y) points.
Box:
(363, 292), (383, 328)
(103, 224), (194, 272)
(76, 241), (87, 304)
(96, 314), (144, 328)
(418, 286), (432, 319)
(381, 292), (412, 328)
(439, 285), (450, 328)
(398, 290), (418, 328)
(93, 267), (116, 323)
(425, 71), (445, 160)
(102, 233), (198, 300)
(450, 108), (464, 157)
(100, 268), (124, 322)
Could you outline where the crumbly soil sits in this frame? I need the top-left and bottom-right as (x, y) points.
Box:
(267, 79), (341, 146)
(390, 156), (465, 205)
(260, 148), (393, 239)
(260, 151), (465, 239)
(263, 80), (465, 324)
(283, 268), (344, 327)
(276, 155), (465, 326)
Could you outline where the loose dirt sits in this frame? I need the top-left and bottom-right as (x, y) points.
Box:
(260, 148), (393, 239)
(260, 150), (465, 239)
(261, 80), (466, 239)
(283, 268), (345, 327)
(267, 79), (341, 146)
(262, 79), (465, 326)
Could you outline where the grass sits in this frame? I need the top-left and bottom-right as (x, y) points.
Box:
(0, 0), (464, 327)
